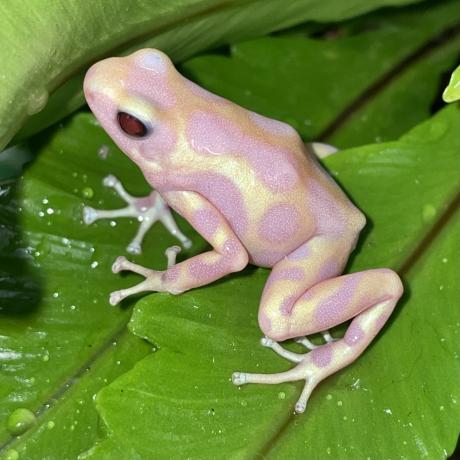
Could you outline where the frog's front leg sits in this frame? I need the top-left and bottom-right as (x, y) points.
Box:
(83, 174), (191, 253)
(233, 233), (403, 413)
(109, 191), (248, 305)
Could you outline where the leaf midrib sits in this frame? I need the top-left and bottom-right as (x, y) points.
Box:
(318, 20), (460, 141)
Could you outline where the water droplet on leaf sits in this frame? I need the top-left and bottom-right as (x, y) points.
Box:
(7, 408), (36, 436)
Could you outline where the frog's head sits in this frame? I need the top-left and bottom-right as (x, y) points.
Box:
(84, 49), (183, 178)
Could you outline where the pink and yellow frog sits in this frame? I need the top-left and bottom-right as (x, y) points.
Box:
(83, 49), (403, 414)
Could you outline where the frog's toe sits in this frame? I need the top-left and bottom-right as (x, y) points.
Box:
(261, 336), (274, 347)
(295, 400), (307, 414)
(127, 242), (142, 255)
(103, 174), (118, 187)
(232, 372), (248, 385)
(112, 256), (127, 273)
(182, 238), (192, 249)
(295, 336), (317, 350)
(109, 290), (124, 306)
(82, 206), (97, 224)
(321, 330), (337, 343)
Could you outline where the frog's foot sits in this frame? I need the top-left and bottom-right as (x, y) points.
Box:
(109, 256), (160, 306)
(127, 241), (142, 255)
(109, 246), (180, 306)
(233, 338), (350, 414)
(82, 206), (98, 224)
(83, 174), (190, 253)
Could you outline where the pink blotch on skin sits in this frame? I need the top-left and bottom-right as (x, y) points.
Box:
(188, 257), (223, 281)
(187, 110), (237, 155)
(310, 344), (333, 368)
(140, 122), (177, 159)
(222, 239), (243, 258)
(312, 275), (360, 331)
(249, 250), (286, 268)
(286, 243), (311, 261)
(126, 65), (176, 109)
(134, 192), (157, 212)
(317, 258), (342, 281)
(244, 139), (299, 193)
(177, 172), (248, 235)
(186, 110), (299, 192)
(279, 295), (297, 316)
(308, 176), (347, 235)
(344, 321), (365, 346)
(188, 243), (242, 281)
(192, 208), (220, 239)
(162, 265), (180, 284)
(258, 204), (300, 244)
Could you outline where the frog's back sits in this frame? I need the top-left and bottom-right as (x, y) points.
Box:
(168, 80), (363, 267)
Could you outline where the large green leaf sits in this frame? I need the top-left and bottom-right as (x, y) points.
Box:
(1, 0), (423, 151)
(0, 113), (208, 459)
(80, 105), (460, 459)
(181, 0), (460, 148)
(1, 2), (459, 457)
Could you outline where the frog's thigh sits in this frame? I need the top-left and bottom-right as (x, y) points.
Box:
(259, 237), (403, 342)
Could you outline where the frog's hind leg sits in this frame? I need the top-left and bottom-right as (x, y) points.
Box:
(233, 235), (403, 413)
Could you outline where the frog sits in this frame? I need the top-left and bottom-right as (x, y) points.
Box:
(83, 48), (403, 413)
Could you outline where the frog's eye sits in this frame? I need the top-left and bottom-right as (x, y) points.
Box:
(117, 112), (150, 138)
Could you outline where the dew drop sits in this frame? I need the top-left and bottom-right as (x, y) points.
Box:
(90, 261), (98, 269)
(98, 145), (110, 159)
(109, 221), (117, 227)
(337, 400), (343, 406)
(7, 408), (36, 436)
(278, 391), (286, 400)
(81, 187), (94, 199)
(47, 421), (55, 430)
(422, 204), (436, 222)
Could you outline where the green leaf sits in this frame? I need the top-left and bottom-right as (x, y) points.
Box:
(0, 113), (207, 458)
(181, 0), (460, 147)
(443, 65), (460, 102)
(1, 0), (423, 151)
(80, 105), (460, 459)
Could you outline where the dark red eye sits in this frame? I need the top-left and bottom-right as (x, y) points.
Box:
(117, 112), (149, 138)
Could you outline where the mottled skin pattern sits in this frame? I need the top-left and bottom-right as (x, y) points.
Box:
(84, 49), (403, 414)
